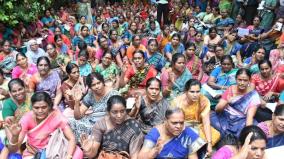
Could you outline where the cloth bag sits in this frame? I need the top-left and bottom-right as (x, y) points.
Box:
(45, 129), (68, 159)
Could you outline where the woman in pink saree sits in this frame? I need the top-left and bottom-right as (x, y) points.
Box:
(4, 92), (83, 159)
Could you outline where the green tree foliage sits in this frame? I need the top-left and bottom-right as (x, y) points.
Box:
(0, 0), (53, 26)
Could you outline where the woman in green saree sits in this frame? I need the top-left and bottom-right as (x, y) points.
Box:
(95, 51), (120, 89)
(161, 53), (192, 101)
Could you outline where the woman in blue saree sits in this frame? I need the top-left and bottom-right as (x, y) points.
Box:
(202, 55), (238, 109)
(139, 107), (206, 159)
(211, 68), (261, 137)
(258, 104), (284, 148)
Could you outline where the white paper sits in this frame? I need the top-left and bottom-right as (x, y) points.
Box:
(202, 84), (222, 98)
(64, 24), (71, 31)
(257, 1), (265, 10)
(266, 103), (277, 112)
(275, 22), (283, 31)
(126, 97), (136, 109)
(36, 38), (43, 44)
(238, 28), (250, 37)
(264, 146), (284, 159)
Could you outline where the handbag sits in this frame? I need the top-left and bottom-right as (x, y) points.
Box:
(45, 129), (68, 159)
(97, 150), (130, 159)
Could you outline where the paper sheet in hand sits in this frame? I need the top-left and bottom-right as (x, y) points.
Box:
(202, 84), (222, 98)
(275, 22), (283, 31)
(266, 103), (277, 112)
(265, 146), (284, 159)
(126, 97), (136, 109)
(238, 28), (250, 37)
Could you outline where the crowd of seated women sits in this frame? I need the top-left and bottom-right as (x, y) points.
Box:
(0, 0), (283, 159)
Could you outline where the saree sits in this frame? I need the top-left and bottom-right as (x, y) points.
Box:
(171, 94), (220, 146)
(146, 52), (167, 72)
(61, 77), (87, 109)
(269, 48), (284, 72)
(251, 73), (280, 96)
(186, 55), (202, 79)
(20, 110), (68, 158)
(267, 134), (284, 149)
(212, 145), (235, 159)
(161, 68), (192, 101)
(34, 71), (61, 99)
(0, 55), (16, 74)
(11, 93), (32, 122)
(144, 127), (206, 158)
(96, 119), (144, 156)
(202, 67), (238, 109)
(69, 90), (119, 141)
(210, 88), (261, 137)
(95, 63), (120, 83)
(258, 121), (284, 149)
(78, 62), (92, 77)
(128, 66), (157, 89)
(138, 98), (169, 133)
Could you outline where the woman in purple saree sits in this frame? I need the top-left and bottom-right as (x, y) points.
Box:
(29, 56), (63, 110)
(210, 68), (261, 137)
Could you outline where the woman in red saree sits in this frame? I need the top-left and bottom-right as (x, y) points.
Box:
(251, 59), (283, 122)
(120, 50), (157, 97)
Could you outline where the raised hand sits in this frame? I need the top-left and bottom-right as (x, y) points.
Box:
(152, 138), (164, 156)
(7, 123), (22, 137)
(168, 70), (175, 84)
(80, 134), (93, 153)
(134, 95), (142, 110)
(239, 132), (253, 159)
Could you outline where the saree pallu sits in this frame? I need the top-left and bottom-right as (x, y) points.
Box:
(13, 94), (32, 122)
(210, 90), (259, 137)
(69, 90), (119, 141)
(95, 63), (120, 84)
(186, 122), (221, 146)
(35, 70), (64, 110)
(21, 110), (68, 158)
(146, 52), (167, 72)
(249, 64), (260, 74)
(100, 119), (143, 155)
(0, 56), (16, 73)
(267, 134), (284, 149)
(61, 77), (87, 109)
(186, 55), (202, 79)
(252, 74), (280, 96)
(145, 127), (206, 158)
(258, 121), (284, 148)
(138, 98), (169, 133)
(35, 71), (61, 99)
(167, 69), (192, 101)
(129, 66), (157, 89)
